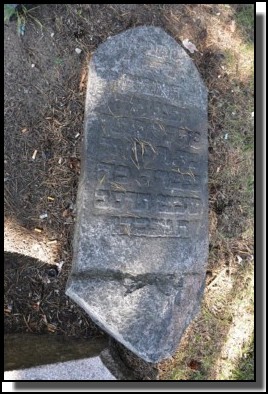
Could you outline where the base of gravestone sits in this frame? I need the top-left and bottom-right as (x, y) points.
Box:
(100, 337), (159, 380)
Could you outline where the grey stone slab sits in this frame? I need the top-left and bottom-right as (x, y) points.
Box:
(4, 333), (108, 371)
(66, 26), (208, 363)
(4, 356), (116, 380)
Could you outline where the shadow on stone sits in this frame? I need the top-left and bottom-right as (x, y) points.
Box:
(5, 332), (109, 371)
(101, 338), (159, 380)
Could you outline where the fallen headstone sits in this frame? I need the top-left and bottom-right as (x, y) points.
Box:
(66, 26), (208, 363)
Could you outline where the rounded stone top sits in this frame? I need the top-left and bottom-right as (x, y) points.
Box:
(87, 26), (207, 113)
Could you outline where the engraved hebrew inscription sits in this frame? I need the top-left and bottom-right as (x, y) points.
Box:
(66, 27), (208, 364)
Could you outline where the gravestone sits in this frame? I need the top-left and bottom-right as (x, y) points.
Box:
(66, 26), (208, 363)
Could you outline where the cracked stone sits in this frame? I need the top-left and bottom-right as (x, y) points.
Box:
(66, 26), (208, 363)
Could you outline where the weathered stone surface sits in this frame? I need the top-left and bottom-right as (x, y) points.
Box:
(66, 26), (208, 363)
(4, 356), (116, 380)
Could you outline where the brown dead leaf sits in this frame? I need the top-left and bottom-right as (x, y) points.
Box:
(47, 323), (57, 332)
(62, 208), (69, 218)
(79, 68), (87, 92)
(32, 302), (40, 311)
(69, 157), (81, 174)
(188, 360), (202, 371)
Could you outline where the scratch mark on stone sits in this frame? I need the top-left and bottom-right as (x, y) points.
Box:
(71, 270), (201, 296)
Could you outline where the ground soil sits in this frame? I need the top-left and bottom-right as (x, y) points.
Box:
(4, 4), (254, 380)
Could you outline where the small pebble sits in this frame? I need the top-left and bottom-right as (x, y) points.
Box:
(56, 261), (65, 273)
(236, 255), (243, 264)
(39, 213), (48, 220)
(69, 202), (75, 211)
(75, 48), (82, 54)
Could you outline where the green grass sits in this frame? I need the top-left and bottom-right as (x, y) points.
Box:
(224, 103), (254, 151)
(235, 5), (254, 40)
(230, 336), (254, 380)
(4, 4), (42, 35)
(4, 4), (17, 22)
(166, 21), (254, 373)
(165, 261), (254, 380)
(54, 57), (64, 65)
(217, 263), (254, 380)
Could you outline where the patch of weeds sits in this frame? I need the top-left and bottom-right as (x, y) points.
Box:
(4, 4), (42, 36)
(215, 262), (254, 380)
(4, 4), (25, 35)
(165, 307), (223, 380)
(235, 5), (254, 41)
(170, 369), (185, 380)
(54, 57), (64, 65)
(230, 335), (254, 380)
(218, 335), (255, 380)
(246, 175), (254, 196)
(4, 4), (17, 22)
(221, 45), (254, 152)
(224, 105), (254, 151)
(166, 259), (254, 381)
(224, 49), (237, 71)
(189, 370), (205, 380)
(227, 346), (254, 380)
(224, 44), (254, 82)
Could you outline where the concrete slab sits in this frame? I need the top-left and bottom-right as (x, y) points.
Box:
(4, 356), (116, 381)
